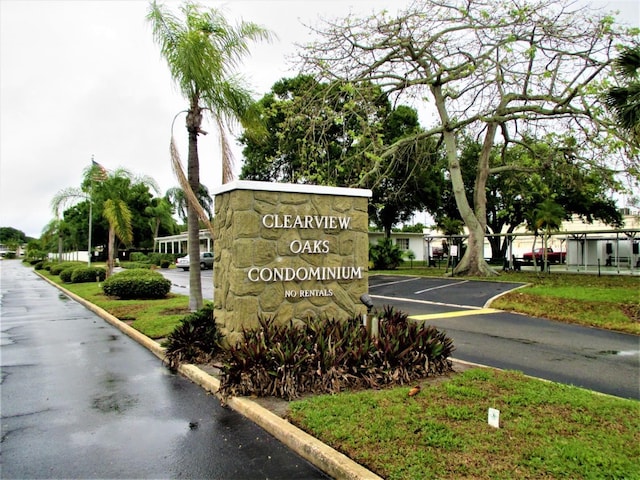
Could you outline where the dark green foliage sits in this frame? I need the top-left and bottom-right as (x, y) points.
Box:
(0, 226), (28, 243)
(220, 308), (454, 400)
(120, 261), (153, 270)
(70, 267), (106, 283)
(34, 261), (45, 270)
(59, 267), (78, 283)
(102, 269), (171, 299)
(119, 253), (175, 269)
(374, 306), (455, 382)
(164, 305), (220, 369)
(50, 262), (83, 276)
(148, 253), (176, 267)
(129, 252), (148, 262)
(369, 237), (404, 270)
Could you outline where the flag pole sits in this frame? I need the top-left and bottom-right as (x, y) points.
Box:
(88, 154), (94, 266)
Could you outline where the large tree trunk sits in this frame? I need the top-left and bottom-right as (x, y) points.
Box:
(186, 101), (203, 311)
(441, 127), (496, 276)
(434, 85), (495, 276)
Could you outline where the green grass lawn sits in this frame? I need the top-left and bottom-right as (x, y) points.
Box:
(490, 272), (639, 334)
(289, 368), (640, 480)
(41, 271), (193, 339)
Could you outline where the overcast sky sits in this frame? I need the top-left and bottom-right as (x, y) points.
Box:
(1, 0), (638, 239)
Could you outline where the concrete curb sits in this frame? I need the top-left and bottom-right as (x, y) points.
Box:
(36, 272), (382, 480)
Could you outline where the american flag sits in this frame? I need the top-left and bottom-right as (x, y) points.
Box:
(91, 159), (108, 181)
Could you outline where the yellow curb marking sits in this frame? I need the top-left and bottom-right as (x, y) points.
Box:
(410, 308), (501, 321)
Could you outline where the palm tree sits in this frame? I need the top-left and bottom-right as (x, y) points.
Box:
(530, 199), (565, 272)
(606, 46), (640, 146)
(52, 164), (159, 276)
(41, 218), (67, 262)
(146, 197), (178, 251)
(147, 1), (271, 311)
(165, 185), (213, 225)
(103, 195), (133, 276)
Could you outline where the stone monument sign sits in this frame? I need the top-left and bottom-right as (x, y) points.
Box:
(213, 180), (371, 343)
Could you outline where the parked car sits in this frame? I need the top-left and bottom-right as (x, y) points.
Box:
(522, 247), (566, 264)
(176, 252), (214, 271)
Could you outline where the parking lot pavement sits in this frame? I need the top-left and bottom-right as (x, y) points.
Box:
(368, 274), (525, 310)
(367, 274), (639, 400)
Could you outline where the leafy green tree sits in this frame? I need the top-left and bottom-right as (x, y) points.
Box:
(299, 0), (637, 276)
(368, 106), (446, 237)
(240, 75), (390, 186)
(606, 46), (640, 147)
(0, 227), (28, 243)
(240, 76), (446, 235)
(148, 1), (271, 310)
(437, 136), (622, 260)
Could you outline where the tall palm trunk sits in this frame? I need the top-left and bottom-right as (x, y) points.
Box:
(186, 101), (203, 311)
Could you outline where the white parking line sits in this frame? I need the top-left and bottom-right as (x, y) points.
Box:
(369, 277), (422, 288)
(371, 294), (484, 311)
(414, 280), (469, 295)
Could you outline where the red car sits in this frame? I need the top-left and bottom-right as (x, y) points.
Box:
(522, 248), (566, 264)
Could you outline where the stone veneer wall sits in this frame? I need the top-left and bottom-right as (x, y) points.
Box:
(213, 181), (371, 344)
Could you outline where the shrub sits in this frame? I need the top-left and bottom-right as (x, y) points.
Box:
(219, 308), (455, 401)
(148, 253), (176, 267)
(374, 306), (455, 381)
(26, 250), (47, 263)
(102, 269), (171, 299)
(120, 261), (153, 270)
(71, 267), (106, 283)
(369, 238), (404, 270)
(164, 305), (220, 369)
(129, 252), (148, 262)
(34, 261), (45, 270)
(59, 267), (78, 283)
(49, 262), (84, 275)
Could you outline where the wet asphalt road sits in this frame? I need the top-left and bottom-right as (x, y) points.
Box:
(0, 261), (329, 480)
(369, 275), (640, 400)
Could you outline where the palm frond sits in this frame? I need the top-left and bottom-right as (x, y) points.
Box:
(103, 198), (133, 246)
(170, 136), (215, 237)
